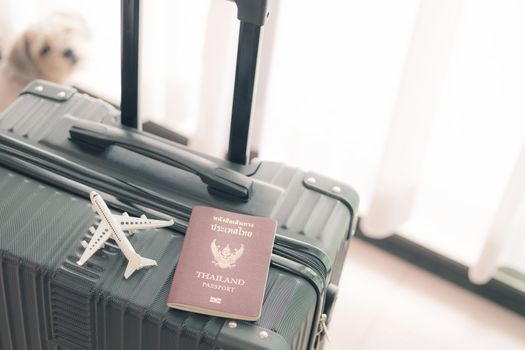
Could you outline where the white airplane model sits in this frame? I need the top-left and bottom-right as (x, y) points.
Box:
(77, 191), (174, 279)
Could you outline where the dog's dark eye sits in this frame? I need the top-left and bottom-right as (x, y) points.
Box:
(40, 44), (51, 56)
(63, 48), (74, 58)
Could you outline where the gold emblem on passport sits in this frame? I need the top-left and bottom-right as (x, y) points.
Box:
(211, 239), (244, 269)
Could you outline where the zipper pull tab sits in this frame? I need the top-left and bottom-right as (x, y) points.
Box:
(318, 313), (331, 343)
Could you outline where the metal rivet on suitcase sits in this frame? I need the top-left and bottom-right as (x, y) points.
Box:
(57, 91), (66, 98)
(227, 320), (238, 329)
(331, 186), (342, 193)
(258, 331), (269, 340)
(306, 177), (317, 184)
(35, 85), (44, 92)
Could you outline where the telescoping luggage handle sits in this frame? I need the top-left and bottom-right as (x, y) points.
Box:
(121, 0), (269, 165)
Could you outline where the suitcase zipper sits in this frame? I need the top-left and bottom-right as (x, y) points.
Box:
(317, 313), (331, 343)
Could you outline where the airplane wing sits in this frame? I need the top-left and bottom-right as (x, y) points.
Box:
(77, 222), (113, 266)
(114, 212), (174, 234)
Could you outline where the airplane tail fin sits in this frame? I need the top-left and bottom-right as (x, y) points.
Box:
(124, 256), (157, 279)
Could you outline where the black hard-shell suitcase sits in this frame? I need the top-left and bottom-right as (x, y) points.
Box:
(0, 1), (359, 349)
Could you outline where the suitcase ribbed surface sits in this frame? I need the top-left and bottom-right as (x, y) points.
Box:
(0, 254), (48, 350)
(0, 172), (93, 270)
(1, 83), (357, 287)
(1, 90), (118, 141)
(51, 282), (94, 350)
(257, 162), (352, 283)
(0, 167), (317, 350)
(0, 81), (359, 349)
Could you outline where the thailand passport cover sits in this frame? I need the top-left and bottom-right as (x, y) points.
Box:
(167, 206), (277, 320)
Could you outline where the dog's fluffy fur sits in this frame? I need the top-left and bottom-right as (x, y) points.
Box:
(0, 13), (89, 111)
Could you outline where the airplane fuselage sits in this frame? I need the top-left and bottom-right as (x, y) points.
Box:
(90, 192), (139, 261)
(78, 191), (168, 278)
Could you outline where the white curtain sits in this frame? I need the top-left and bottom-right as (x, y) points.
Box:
(0, 0), (38, 47)
(140, 0), (283, 159)
(257, 0), (525, 285)
(141, 0), (277, 159)
(360, 0), (464, 238)
(2, 0), (524, 285)
(469, 140), (525, 284)
(139, 0), (239, 157)
(355, 0), (525, 284)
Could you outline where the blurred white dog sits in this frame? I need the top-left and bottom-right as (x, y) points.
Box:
(0, 13), (89, 111)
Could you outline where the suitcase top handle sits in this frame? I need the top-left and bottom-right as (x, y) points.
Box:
(229, 0), (269, 26)
(69, 120), (253, 201)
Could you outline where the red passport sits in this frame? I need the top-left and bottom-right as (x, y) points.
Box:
(167, 206), (277, 320)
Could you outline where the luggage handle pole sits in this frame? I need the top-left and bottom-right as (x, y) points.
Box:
(227, 0), (269, 165)
(227, 21), (261, 165)
(121, 0), (141, 129)
(120, 0), (269, 162)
